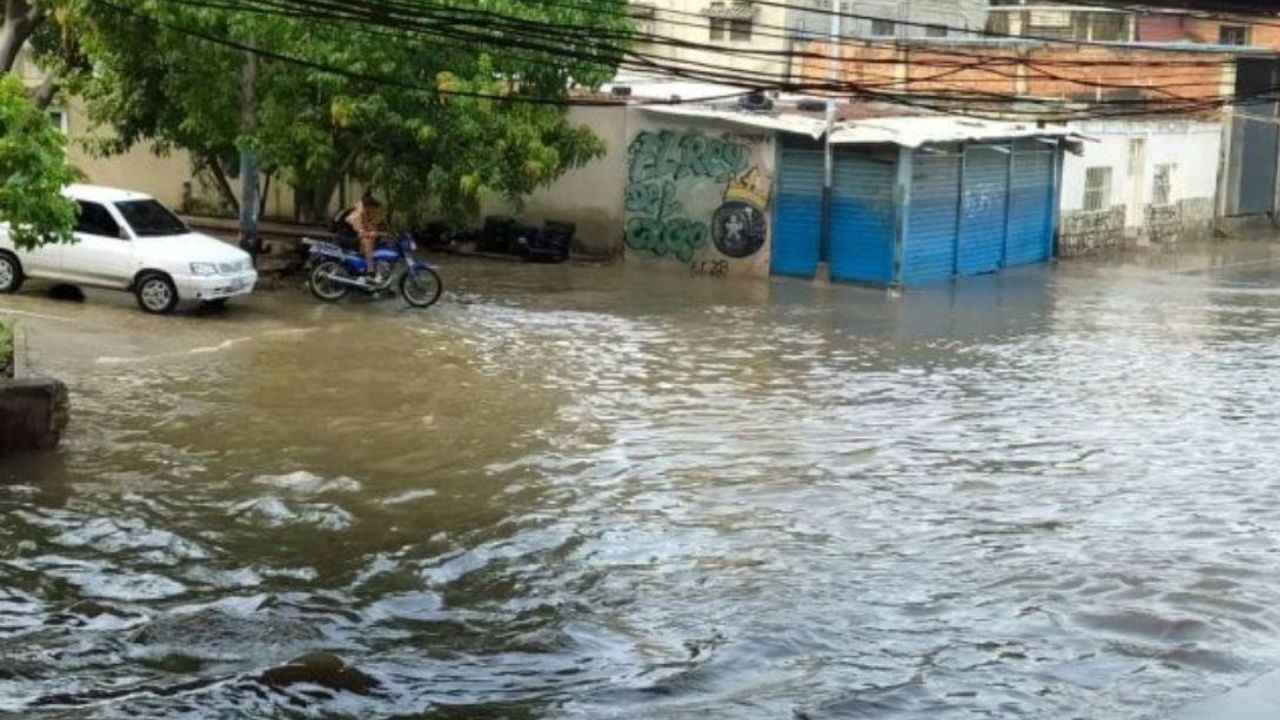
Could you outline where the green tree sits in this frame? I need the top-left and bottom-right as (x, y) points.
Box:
(55, 0), (631, 223)
(0, 73), (75, 249)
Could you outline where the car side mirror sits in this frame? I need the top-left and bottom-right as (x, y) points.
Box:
(118, 228), (130, 241)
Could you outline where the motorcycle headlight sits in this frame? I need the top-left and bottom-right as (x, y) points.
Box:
(190, 262), (218, 276)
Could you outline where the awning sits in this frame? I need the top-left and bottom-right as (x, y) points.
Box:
(829, 116), (1081, 148)
(643, 105), (828, 139)
(642, 104), (1089, 149)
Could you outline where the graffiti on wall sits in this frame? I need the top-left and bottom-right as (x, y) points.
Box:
(625, 129), (771, 264)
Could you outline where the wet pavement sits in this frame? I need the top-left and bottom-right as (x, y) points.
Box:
(3, 245), (1280, 719)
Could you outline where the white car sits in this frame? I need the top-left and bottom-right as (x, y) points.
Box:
(0, 184), (258, 314)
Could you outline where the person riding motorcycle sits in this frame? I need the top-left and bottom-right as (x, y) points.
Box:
(334, 192), (386, 283)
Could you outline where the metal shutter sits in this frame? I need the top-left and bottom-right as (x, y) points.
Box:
(1007, 145), (1055, 266)
(771, 141), (825, 278)
(829, 148), (896, 284)
(903, 150), (962, 285)
(957, 145), (1010, 277)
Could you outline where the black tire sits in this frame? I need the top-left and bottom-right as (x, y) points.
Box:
(0, 252), (24, 294)
(134, 272), (179, 314)
(309, 261), (350, 302)
(399, 268), (443, 308)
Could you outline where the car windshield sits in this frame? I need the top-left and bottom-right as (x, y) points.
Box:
(114, 200), (189, 237)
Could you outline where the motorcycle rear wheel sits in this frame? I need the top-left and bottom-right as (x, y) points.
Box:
(309, 261), (350, 302)
(400, 268), (443, 308)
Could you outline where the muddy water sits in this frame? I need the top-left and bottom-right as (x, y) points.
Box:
(4, 252), (1280, 719)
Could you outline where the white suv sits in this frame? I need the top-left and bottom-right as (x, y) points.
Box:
(0, 184), (258, 314)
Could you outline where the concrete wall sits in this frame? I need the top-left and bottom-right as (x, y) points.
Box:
(622, 112), (777, 278)
(480, 106), (780, 273)
(0, 326), (68, 455)
(56, 98), (299, 220)
(1059, 120), (1222, 254)
(478, 106), (630, 256)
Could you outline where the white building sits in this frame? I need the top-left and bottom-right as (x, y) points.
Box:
(628, 0), (794, 84)
(787, 0), (988, 40)
(1059, 120), (1222, 254)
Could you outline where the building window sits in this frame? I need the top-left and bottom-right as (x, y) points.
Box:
(48, 109), (67, 133)
(1219, 25), (1250, 45)
(706, 1), (751, 41)
(1084, 167), (1113, 212)
(924, 25), (947, 38)
(871, 19), (896, 36)
(1090, 13), (1128, 42)
(1152, 164), (1176, 206)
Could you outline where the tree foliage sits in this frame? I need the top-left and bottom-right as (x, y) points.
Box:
(0, 74), (76, 249)
(52, 0), (632, 223)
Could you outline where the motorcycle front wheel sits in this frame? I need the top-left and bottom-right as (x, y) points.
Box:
(309, 260), (350, 302)
(400, 268), (443, 308)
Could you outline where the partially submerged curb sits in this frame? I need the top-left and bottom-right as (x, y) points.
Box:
(0, 323), (69, 454)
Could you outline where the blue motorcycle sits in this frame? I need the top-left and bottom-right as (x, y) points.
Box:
(303, 233), (443, 308)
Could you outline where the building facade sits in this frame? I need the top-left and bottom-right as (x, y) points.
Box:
(627, 0), (793, 83)
(786, 0), (987, 40)
(987, 1), (1136, 42)
(1059, 120), (1222, 255)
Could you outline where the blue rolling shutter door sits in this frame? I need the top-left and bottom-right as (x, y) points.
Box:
(903, 151), (962, 285)
(1007, 145), (1055, 266)
(957, 145), (1009, 277)
(829, 149), (896, 284)
(772, 141), (825, 278)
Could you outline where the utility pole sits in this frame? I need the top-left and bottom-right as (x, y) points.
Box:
(822, 0), (841, 264)
(239, 49), (261, 254)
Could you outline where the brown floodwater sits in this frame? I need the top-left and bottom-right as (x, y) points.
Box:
(3, 246), (1280, 719)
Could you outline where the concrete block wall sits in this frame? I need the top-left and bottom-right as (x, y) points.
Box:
(0, 326), (69, 455)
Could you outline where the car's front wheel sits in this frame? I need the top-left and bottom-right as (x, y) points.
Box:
(134, 272), (179, 314)
(0, 252), (24, 294)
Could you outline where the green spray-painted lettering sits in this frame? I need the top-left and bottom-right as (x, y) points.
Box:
(625, 130), (750, 261)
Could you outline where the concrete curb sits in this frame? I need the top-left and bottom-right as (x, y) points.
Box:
(0, 323), (69, 455)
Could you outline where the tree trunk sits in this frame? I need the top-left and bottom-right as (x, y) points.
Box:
(29, 73), (56, 109)
(0, 0), (45, 73)
(237, 50), (259, 245)
(204, 158), (239, 216)
(259, 171), (272, 218)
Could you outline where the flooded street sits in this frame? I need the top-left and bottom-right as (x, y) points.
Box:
(4, 247), (1280, 719)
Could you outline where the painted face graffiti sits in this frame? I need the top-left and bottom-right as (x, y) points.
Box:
(711, 202), (766, 259)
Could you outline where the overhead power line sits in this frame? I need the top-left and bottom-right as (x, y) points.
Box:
(90, 0), (1280, 122)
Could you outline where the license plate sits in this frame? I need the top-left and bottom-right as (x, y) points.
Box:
(229, 278), (250, 292)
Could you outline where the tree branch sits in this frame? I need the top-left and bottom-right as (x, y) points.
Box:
(29, 72), (56, 109)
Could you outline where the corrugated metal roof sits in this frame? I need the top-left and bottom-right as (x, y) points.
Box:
(644, 105), (1080, 147)
(831, 117), (1075, 147)
(642, 105), (829, 139)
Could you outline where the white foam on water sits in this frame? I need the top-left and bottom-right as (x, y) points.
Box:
(380, 488), (438, 506)
(253, 470), (362, 496)
(229, 496), (355, 532)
